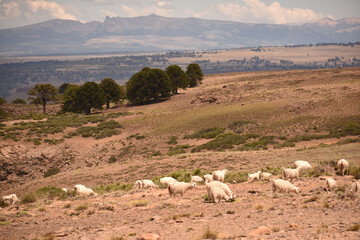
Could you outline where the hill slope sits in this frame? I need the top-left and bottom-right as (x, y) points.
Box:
(0, 67), (359, 239)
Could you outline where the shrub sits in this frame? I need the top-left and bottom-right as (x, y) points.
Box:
(349, 165), (360, 179)
(202, 226), (218, 240)
(11, 98), (27, 104)
(185, 127), (225, 139)
(167, 144), (190, 156)
(224, 171), (248, 183)
(228, 120), (257, 133)
(347, 224), (360, 231)
(44, 167), (60, 178)
(167, 136), (178, 145)
(193, 133), (247, 152)
(127, 133), (145, 140)
(21, 193), (37, 204)
(0, 97), (6, 105)
(93, 182), (133, 195)
(0, 109), (9, 120)
(169, 169), (191, 182)
(108, 155), (118, 164)
(128, 200), (149, 207)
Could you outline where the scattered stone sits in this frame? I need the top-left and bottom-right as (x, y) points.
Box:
(139, 233), (160, 240)
(248, 226), (272, 236)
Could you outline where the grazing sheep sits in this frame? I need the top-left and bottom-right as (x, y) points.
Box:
(209, 186), (230, 203)
(168, 182), (196, 198)
(141, 179), (159, 189)
(134, 180), (144, 189)
(212, 169), (228, 182)
(205, 180), (235, 201)
(74, 184), (98, 197)
(337, 159), (349, 176)
(248, 171), (262, 182)
(203, 174), (213, 183)
(294, 160), (312, 170)
(283, 167), (301, 182)
(325, 177), (337, 192)
(160, 177), (178, 186)
(350, 181), (360, 196)
(260, 172), (274, 181)
(2, 194), (19, 205)
(62, 188), (68, 192)
(272, 179), (299, 194)
(190, 175), (203, 184)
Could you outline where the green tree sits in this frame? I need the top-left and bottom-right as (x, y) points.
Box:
(59, 83), (71, 94)
(165, 65), (189, 94)
(28, 84), (58, 113)
(100, 78), (125, 109)
(126, 67), (171, 104)
(0, 97), (7, 105)
(186, 63), (204, 87)
(61, 84), (81, 113)
(74, 82), (105, 115)
(11, 98), (27, 104)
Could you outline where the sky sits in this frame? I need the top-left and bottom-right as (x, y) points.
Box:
(1, 0), (359, 29)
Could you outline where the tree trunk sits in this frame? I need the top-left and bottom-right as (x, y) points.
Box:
(42, 101), (46, 113)
(106, 100), (110, 109)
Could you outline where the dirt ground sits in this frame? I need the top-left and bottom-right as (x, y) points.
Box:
(1, 175), (359, 240)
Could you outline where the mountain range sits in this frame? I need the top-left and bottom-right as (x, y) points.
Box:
(0, 15), (359, 56)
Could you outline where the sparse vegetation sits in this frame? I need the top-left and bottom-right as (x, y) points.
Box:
(202, 226), (218, 240)
(43, 167), (60, 178)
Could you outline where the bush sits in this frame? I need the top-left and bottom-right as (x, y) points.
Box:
(0, 109), (9, 120)
(167, 136), (178, 145)
(224, 171), (248, 183)
(44, 167), (60, 178)
(228, 120), (257, 133)
(169, 169), (192, 182)
(349, 165), (360, 179)
(193, 133), (247, 152)
(0, 97), (7, 105)
(167, 144), (190, 156)
(185, 127), (225, 139)
(21, 193), (37, 204)
(93, 182), (133, 195)
(11, 98), (27, 104)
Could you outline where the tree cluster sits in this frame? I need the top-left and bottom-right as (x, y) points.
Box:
(26, 63), (203, 114)
(126, 63), (203, 104)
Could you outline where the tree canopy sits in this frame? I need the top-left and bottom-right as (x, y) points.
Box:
(61, 84), (81, 113)
(186, 63), (204, 87)
(74, 82), (105, 115)
(100, 78), (125, 109)
(165, 65), (189, 94)
(126, 67), (172, 104)
(28, 84), (58, 113)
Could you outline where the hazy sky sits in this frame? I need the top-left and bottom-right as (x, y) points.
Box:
(1, 0), (359, 29)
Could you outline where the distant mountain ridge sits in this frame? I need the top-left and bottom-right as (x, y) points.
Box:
(0, 15), (359, 56)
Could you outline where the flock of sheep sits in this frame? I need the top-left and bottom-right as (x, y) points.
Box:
(130, 159), (359, 203)
(2, 159), (360, 206)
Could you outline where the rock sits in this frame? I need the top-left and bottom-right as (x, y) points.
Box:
(248, 226), (272, 236)
(216, 232), (227, 239)
(139, 233), (160, 240)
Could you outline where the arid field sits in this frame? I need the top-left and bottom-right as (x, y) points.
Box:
(0, 67), (360, 239)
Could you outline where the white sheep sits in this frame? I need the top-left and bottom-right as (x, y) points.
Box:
(350, 181), (360, 196)
(325, 177), (337, 192)
(283, 167), (301, 182)
(74, 184), (98, 197)
(272, 179), (299, 194)
(248, 171), (262, 182)
(337, 159), (349, 176)
(160, 177), (178, 186)
(62, 188), (68, 192)
(203, 174), (213, 183)
(212, 169), (228, 182)
(209, 186), (230, 203)
(190, 175), (203, 184)
(2, 194), (19, 205)
(134, 180), (144, 189)
(168, 182), (195, 198)
(141, 179), (159, 189)
(294, 160), (312, 170)
(260, 172), (274, 181)
(205, 180), (235, 201)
